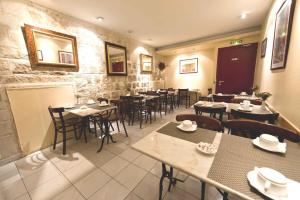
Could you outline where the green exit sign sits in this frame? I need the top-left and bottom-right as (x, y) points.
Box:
(230, 39), (243, 45)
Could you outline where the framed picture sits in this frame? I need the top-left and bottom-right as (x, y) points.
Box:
(36, 50), (43, 61)
(179, 58), (198, 74)
(58, 51), (74, 64)
(271, 0), (295, 70)
(140, 54), (153, 73)
(105, 42), (127, 76)
(261, 38), (267, 58)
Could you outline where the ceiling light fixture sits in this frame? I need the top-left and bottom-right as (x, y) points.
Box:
(240, 13), (247, 19)
(97, 17), (104, 21)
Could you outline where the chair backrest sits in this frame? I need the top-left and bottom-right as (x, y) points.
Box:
(208, 88), (212, 95)
(167, 88), (175, 91)
(146, 91), (158, 95)
(212, 94), (234, 103)
(176, 114), (223, 132)
(224, 119), (300, 143)
(48, 106), (65, 131)
(97, 97), (109, 103)
(230, 98), (262, 105)
(230, 109), (279, 124)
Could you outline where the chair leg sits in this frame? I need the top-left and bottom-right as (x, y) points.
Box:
(201, 181), (206, 200)
(109, 121), (114, 131)
(94, 120), (97, 137)
(116, 121), (120, 132)
(53, 129), (58, 150)
(121, 119), (128, 137)
(62, 130), (66, 155)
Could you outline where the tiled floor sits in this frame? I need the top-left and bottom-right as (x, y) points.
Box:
(0, 107), (236, 200)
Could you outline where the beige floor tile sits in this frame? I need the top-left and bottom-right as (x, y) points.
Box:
(176, 176), (201, 198)
(103, 142), (129, 155)
(164, 187), (198, 200)
(119, 148), (141, 162)
(100, 156), (129, 177)
(22, 162), (62, 191)
(124, 192), (142, 200)
(52, 186), (85, 200)
(52, 152), (90, 172)
(63, 160), (97, 183)
(115, 164), (147, 190)
(0, 162), (21, 190)
(89, 179), (130, 200)
(15, 193), (31, 200)
(74, 169), (111, 198)
(133, 173), (168, 200)
(84, 149), (115, 167)
(29, 174), (71, 200)
(0, 178), (27, 200)
(133, 155), (157, 171)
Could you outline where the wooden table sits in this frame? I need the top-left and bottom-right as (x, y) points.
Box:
(67, 104), (117, 152)
(132, 122), (300, 200)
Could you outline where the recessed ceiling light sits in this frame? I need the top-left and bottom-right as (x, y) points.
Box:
(240, 13), (247, 19)
(97, 17), (104, 21)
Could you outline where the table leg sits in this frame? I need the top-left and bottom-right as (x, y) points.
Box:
(97, 118), (116, 152)
(201, 181), (206, 200)
(159, 163), (184, 200)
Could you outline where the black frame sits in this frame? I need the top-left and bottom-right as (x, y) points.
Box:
(105, 41), (128, 76)
(261, 38), (267, 58)
(58, 50), (74, 64)
(37, 50), (43, 61)
(179, 58), (198, 74)
(271, 0), (296, 70)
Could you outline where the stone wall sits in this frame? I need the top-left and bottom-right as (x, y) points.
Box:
(0, 0), (163, 164)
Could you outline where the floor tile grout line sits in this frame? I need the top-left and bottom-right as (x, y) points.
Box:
(13, 162), (32, 200)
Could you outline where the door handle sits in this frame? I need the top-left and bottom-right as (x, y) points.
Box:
(218, 80), (224, 85)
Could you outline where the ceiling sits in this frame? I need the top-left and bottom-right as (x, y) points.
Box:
(32, 0), (273, 48)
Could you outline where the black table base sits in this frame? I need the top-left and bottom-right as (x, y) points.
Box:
(97, 117), (116, 152)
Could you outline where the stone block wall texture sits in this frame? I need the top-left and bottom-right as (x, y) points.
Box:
(0, 0), (164, 163)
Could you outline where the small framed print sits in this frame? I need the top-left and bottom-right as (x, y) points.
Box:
(261, 38), (267, 58)
(179, 58), (198, 74)
(37, 50), (43, 61)
(58, 51), (74, 64)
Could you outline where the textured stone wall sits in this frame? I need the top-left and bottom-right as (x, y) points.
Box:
(0, 0), (163, 163)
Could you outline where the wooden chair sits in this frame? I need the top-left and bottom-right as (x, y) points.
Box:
(176, 114), (223, 132)
(230, 109), (279, 124)
(48, 106), (83, 155)
(230, 98), (262, 105)
(177, 89), (190, 108)
(213, 94), (234, 103)
(224, 119), (300, 143)
(110, 99), (128, 136)
(194, 104), (226, 121)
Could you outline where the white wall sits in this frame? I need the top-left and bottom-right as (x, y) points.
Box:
(255, 0), (300, 131)
(164, 49), (215, 95)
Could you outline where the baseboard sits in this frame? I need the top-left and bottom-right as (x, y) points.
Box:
(0, 153), (22, 166)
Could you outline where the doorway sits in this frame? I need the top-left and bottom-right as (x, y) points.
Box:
(215, 43), (258, 94)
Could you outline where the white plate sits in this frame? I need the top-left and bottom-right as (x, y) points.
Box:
(252, 138), (286, 153)
(237, 106), (253, 112)
(247, 169), (300, 200)
(177, 124), (197, 132)
(99, 103), (110, 107)
(196, 142), (217, 155)
(64, 105), (75, 109)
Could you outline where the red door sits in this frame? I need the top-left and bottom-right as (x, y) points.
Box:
(216, 43), (258, 94)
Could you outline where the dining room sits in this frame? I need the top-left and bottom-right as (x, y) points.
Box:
(0, 0), (300, 200)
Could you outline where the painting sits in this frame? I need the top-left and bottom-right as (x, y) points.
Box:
(261, 38), (267, 58)
(179, 58), (198, 74)
(140, 54), (153, 73)
(271, 0), (295, 70)
(105, 42), (127, 76)
(37, 50), (43, 61)
(58, 51), (74, 64)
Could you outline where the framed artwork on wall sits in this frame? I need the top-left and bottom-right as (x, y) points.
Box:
(58, 51), (74, 64)
(179, 58), (198, 74)
(271, 0), (295, 70)
(37, 50), (43, 61)
(261, 38), (267, 58)
(105, 41), (128, 76)
(140, 54), (153, 73)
